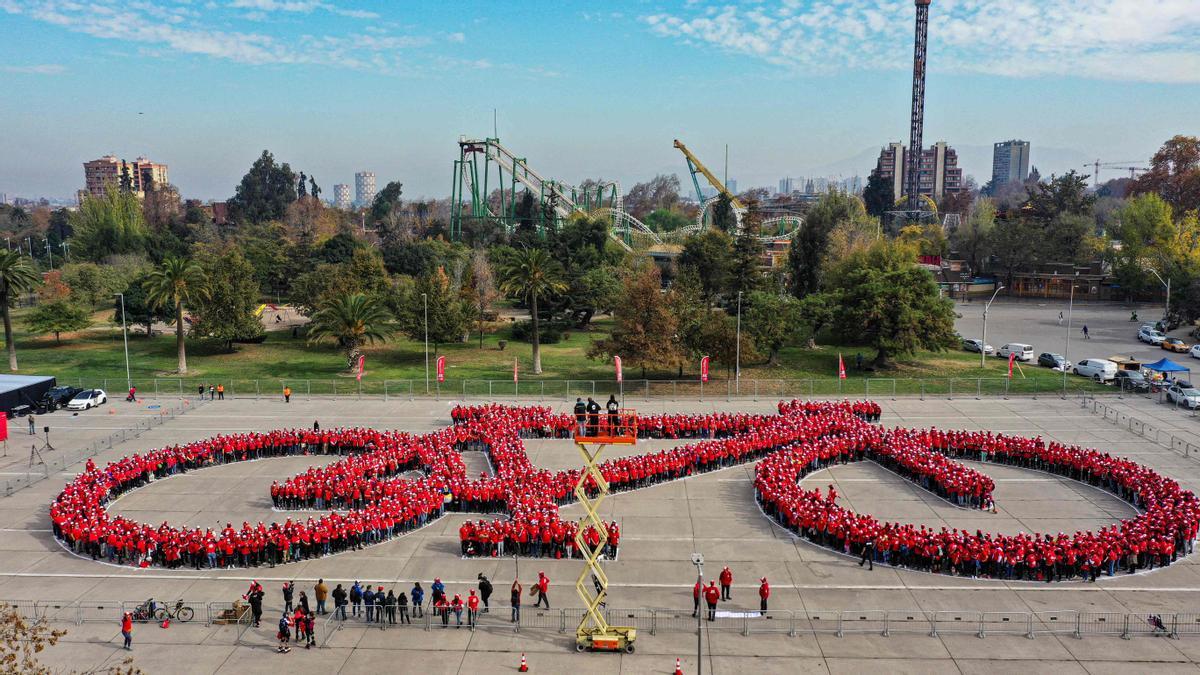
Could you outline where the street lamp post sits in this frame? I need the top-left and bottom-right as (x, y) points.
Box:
(735, 291), (743, 395)
(980, 284), (1005, 368)
(422, 292), (429, 395)
(1145, 267), (1171, 326)
(1063, 272), (1078, 395)
(691, 553), (705, 675)
(44, 239), (53, 270)
(114, 293), (131, 391)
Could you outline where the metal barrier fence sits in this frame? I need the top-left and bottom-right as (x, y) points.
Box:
(1081, 395), (1200, 461)
(55, 375), (1110, 403)
(1, 397), (207, 498)
(4, 602), (1188, 640)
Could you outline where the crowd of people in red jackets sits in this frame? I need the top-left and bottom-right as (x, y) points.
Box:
(50, 398), (1195, 581)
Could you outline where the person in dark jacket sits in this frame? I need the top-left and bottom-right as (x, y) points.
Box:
(585, 398), (601, 435)
(248, 587), (265, 627)
(477, 573), (493, 613)
(350, 581), (362, 617)
(411, 582), (424, 618)
(282, 581), (295, 613)
(398, 591), (410, 624)
(573, 398), (587, 436)
(331, 584), (347, 620)
(385, 589), (397, 624)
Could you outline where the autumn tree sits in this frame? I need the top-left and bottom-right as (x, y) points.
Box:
(1130, 135), (1200, 215)
(588, 264), (681, 378)
(469, 248), (499, 348)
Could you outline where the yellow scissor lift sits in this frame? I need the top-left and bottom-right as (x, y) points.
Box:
(572, 410), (638, 653)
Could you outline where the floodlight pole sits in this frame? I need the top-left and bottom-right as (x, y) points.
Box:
(980, 285), (1004, 368)
(1146, 267), (1170, 325)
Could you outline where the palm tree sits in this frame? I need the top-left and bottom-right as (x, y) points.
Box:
(306, 293), (393, 371)
(145, 257), (209, 375)
(497, 247), (567, 374)
(0, 250), (41, 371)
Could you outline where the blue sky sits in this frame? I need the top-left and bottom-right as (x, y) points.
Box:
(1, 0), (1198, 201)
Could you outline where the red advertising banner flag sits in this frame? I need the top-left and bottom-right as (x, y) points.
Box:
(838, 353), (847, 380)
(0, 414), (7, 442)
(356, 355), (366, 381)
(614, 355), (623, 383)
(700, 356), (710, 383)
(436, 356), (446, 383)
(1008, 352), (1016, 379)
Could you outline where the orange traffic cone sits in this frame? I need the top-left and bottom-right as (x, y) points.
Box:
(160, 618), (170, 629)
(518, 653), (528, 672)
(674, 657), (684, 675)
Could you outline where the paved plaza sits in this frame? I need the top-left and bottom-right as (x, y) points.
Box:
(6, 392), (1200, 673)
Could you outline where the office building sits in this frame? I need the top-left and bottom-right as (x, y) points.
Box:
(992, 140), (1031, 186)
(870, 141), (963, 202)
(0, 193), (7, 205)
(333, 184), (352, 210)
(778, 177), (795, 196)
(354, 171), (376, 207)
(82, 155), (169, 199)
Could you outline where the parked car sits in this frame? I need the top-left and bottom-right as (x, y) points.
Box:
(1073, 359), (1118, 383)
(1114, 370), (1152, 393)
(66, 389), (107, 410)
(998, 343), (1035, 362)
(37, 385), (82, 412)
(1190, 344), (1200, 359)
(1166, 382), (1200, 409)
(1138, 327), (1166, 345)
(1162, 337), (1190, 353)
(1037, 353), (1071, 371)
(963, 338), (995, 354)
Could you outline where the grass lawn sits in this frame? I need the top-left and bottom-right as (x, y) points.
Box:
(5, 309), (1097, 396)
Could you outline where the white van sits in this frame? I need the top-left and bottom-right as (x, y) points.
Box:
(998, 343), (1035, 362)
(1073, 358), (1118, 383)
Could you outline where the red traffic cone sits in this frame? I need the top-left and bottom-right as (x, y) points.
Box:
(160, 618), (170, 629)
(674, 657), (684, 675)
(518, 653), (529, 672)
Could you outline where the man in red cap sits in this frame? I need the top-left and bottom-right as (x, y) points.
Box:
(719, 566), (733, 601)
(467, 589), (480, 627)
(758, 577), (770, 612)
(534, 571), (550, 609)
(703, 581), (720, 621)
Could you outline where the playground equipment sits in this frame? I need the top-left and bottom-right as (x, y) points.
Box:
(572, 410), (638, 653)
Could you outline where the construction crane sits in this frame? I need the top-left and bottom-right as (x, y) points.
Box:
(672, 139), (744, 210)
(1084, 160), (1147, 187)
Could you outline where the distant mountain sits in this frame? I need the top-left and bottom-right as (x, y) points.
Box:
(801, 143), (1093, 185)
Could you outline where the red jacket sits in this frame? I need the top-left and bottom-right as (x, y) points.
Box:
(693, 582), (701, 599)
(719, 568), (733, 585)
(703, 585), (720, 605)
(759, 582), (770, 599)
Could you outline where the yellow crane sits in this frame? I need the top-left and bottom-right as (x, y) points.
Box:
(673, 139), (745, 210)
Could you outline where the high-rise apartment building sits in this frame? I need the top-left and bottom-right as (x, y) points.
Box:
(354, 171), (376, 207)
(778, 177), (795, 195)
(991, 140), (1031, 186)
(82, 155), (169, 199)
(333, 184), (352, 210)
(870, 141), (962, 202)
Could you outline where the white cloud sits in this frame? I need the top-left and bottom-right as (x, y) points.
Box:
(227, 0), (379, 20)
(642, 0), (1200, 83)
(1, 63), (66, 74)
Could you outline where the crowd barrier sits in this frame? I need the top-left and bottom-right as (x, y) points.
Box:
(1, 397), (207, 498)
(54, 375), (1111, 404)
(5, 601), (1189, 641)
(1081, 395), (1200, 460)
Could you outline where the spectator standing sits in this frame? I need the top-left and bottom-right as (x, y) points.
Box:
(692, 580), (701, 617)
(467, 589), (480, 627)
(534, 572), (550, 609)
(350, 581), (362, 617)
(208, 385), (215, 400)
(27, 415), (35, 435)
(411, 582), (424, 618)
(276, 614), (291, 654)
(704, 581), (720, 621)
(375, 587), (386, 624)
(758, 578), (770, 612)
(248, 587), (265, 627)
(385, 589), (397, 624)
(605, 394), (619, 433)
(283, 386), (291, 403)
(282, 581), (294, 613)
(451, 593), (464, 628)
(719, 566), (733, 600)
(431, 578), (446, 605)
(573, 398), (587, 436)
(120, 611), (133, 650)
(217, 384), (225, 400)
(314, 579), (329, 615)
(398, 591), (410, 624)
(511, 579), (522, 623)
(331, 583), (347, 620)
(477, 573), (493, 613)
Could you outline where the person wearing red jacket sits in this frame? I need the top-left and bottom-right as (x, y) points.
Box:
(758, 577), (770, 612)
(692, 580), (701, 618)
(534, 571), (550, 609)
(719, 566), (733, 601)
(120, 611), (133, 650)
(703, 581), (720, 621)
(467, 589), (480, 628)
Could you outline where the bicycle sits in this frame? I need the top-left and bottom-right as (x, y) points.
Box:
(131, 598), (157, 622)
(153, 599), (195, 623)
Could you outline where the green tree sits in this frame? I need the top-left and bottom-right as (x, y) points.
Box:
(990, 217), (1040, 288)
(796, 292), (836, 348)
(114, 274), (172, 337)
(572, 266), (624, 326)
(60, 262), (108, 308)
(370, 181), (404, 224)
(643, 208), (691, 233)
(789, 191), (864, 297)
(69, 186), (148, 261)
(1024, 171), (1094, 221)
(306, 293), (393, 371)
(829, 239), (958, 367)
(711, 193), (737, 233)
(679, 229), (733, 306)
(951, 198), (996, 274)
(744, 291), (801, 365)
(729, 231), (765, 298)
(861, 172), (894, 219)
(228, 150), (297, 224)
(144, 257), (210, 374)
(397, 267), (470, 351)
(588, 264), (681, 378)
(498, 247), (568, 374)
(190, 246), (264, 351)
(0, 250), (39, 370)
(24, 301), (91, 344)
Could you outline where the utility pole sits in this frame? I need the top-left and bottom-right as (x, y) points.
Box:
(735, 291), (743, 394)
(980, 284), (1004, 368)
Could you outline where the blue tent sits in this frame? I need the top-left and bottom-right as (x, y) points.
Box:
(1143, 358), (1190, 373)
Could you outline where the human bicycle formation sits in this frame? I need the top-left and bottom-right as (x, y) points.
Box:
(50, 399), (1199, 581)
